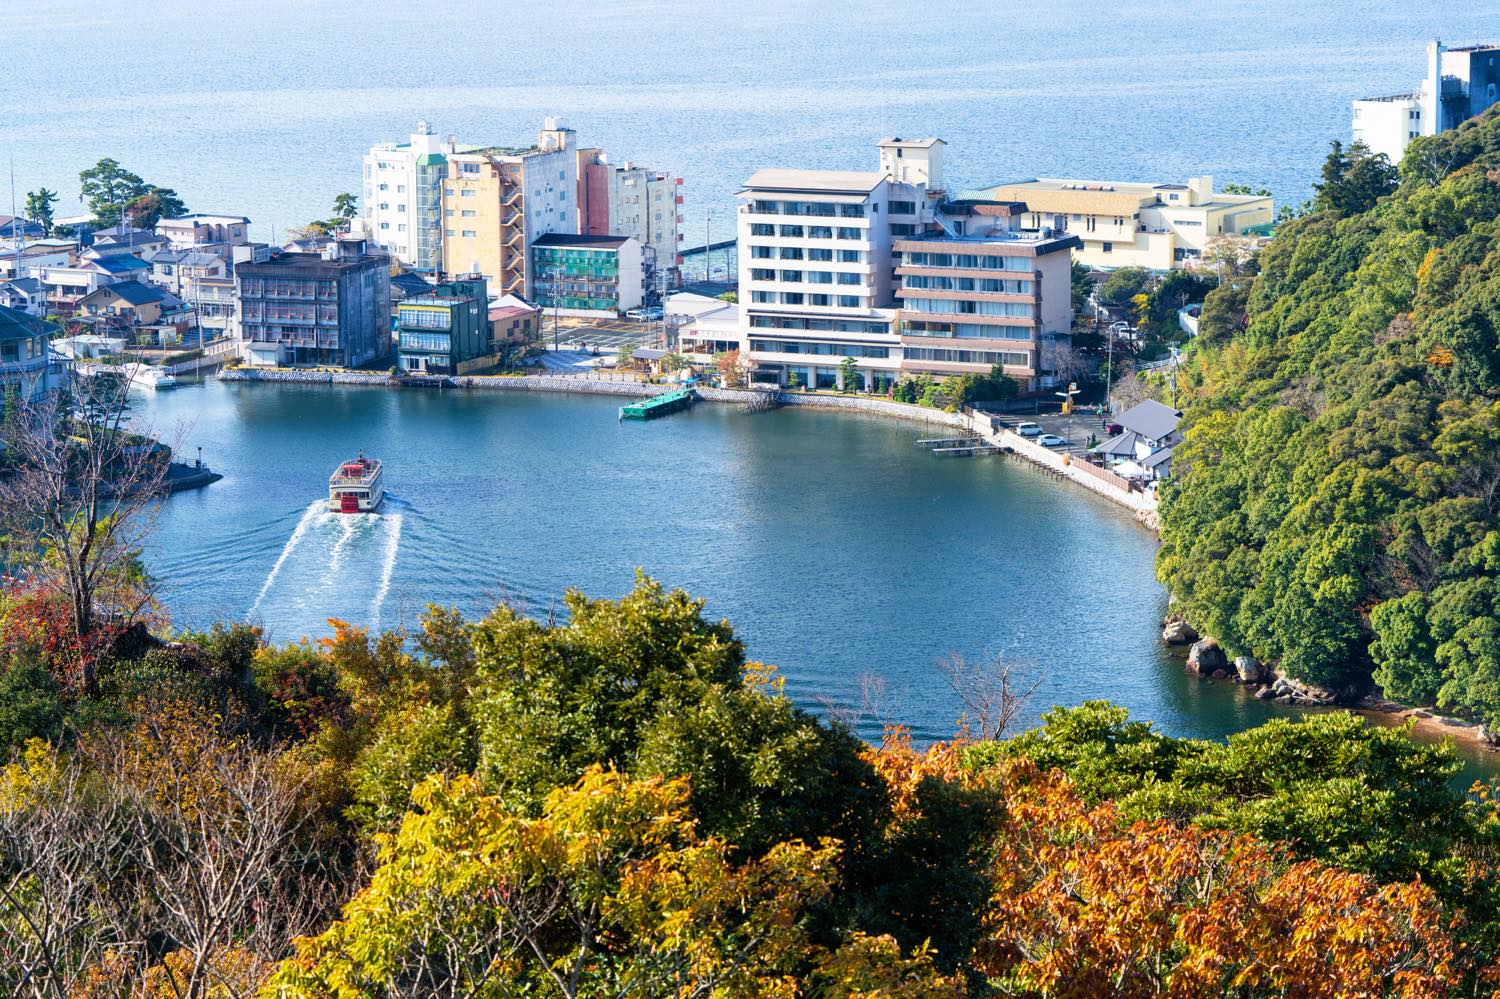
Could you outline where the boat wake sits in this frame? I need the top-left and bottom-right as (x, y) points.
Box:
(246, 500), (324, 620)
(244, 501), (406, 635)
(369, 513), (403, 631)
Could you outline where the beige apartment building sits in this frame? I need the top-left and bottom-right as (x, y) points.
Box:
(439, 119), (579, 299)
(976, 175), (1272, 270)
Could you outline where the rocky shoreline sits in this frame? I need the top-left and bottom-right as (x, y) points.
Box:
(1162, 615), (1496, 751)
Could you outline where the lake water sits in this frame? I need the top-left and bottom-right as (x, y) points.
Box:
(138, 379), (1311, 746)
(6, 1), (1500, 255)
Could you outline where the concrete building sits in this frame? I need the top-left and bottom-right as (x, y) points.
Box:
(235, 238), (392, 367)
(363, 122), (474, 273)
(734, 138), (949, 390)
(439, 119), (580, 300)
(156, 214), (251, 255)
(1353, 39), (1500, 164)
(975, 176), (1271, 271)
(895, 200), (1079, 389)
(577, 151), (683, 293)
(0, 305), (57, 400)
(394, 275), (489, 375)
(530, 234), (643, 318)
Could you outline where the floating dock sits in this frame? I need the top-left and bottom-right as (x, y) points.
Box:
(620, 387), (696, 421)
(917, 435), (1001, 457)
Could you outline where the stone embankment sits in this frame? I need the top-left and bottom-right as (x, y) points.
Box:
(1160, 614), (1497, 749)
(218, 368), (970, 427)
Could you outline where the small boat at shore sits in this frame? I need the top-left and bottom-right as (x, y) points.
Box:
(75, 361), (177, 391)
(328, 454), (384, 513)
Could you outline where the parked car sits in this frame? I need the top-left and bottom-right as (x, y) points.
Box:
(1037, 434), (1068, 448)
(626, 306), (664, 321)
(1103, 422), (1124, 435)
(1015, 422), (1042, 437)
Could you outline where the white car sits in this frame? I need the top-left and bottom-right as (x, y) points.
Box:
(1015, 422), (1042, 437)
(1037, 434), (1068, 448)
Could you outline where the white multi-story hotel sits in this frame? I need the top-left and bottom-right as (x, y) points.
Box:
(363, 122), (478, 274)
(685, 138), (1079, 392)
(1353, 39), (1500, 165)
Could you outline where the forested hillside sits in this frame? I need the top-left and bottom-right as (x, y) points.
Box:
(1159, 108), (1500, 725)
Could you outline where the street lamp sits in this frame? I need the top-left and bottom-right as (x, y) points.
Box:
(1055, 381), (1079, 454)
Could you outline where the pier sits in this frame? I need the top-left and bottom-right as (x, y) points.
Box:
(917, 435), (1001, 456)
(619, 387), (696, 420)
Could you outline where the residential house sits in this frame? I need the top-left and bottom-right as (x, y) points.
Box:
(235, 238), (392, 367)
(0, 305), (57, 400)
(147, 249), (228, 299)
(975, 176), (1272, 270)
(0, 239), (76, 281)
(1091, 399), (1182, 480)
(156, 214), (250, 254)
(529, 234), (643, 318)
(85, 224), (167, 258)
(394, 275), (489, 375)
(489, 295), (541, 354)
(0, 277), (48, 317)
(77, 279), (180, 328)
(1353, 39), (1500, 164)
(0, 216), (45, 240)
(35, 261), (120, 314)
(439, 119), (580, 299)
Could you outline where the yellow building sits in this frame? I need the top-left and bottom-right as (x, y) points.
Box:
(975, 175), (1272, 271)
(439, 120), (580, 298)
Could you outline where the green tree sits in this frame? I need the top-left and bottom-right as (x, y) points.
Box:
(22, 188), (58, 236)
(1313, 139), (1398, 215)
(717, 290), (738, 304)
(1221, 183), (1272, 196)
(1070, 260), (1093, 316)
(1097, 266), (1151, 309)
(78, 158), (148, 227)
(331, 192), (358, 223)
(124, 186), (187, 229)
(838, 355), (862, 392)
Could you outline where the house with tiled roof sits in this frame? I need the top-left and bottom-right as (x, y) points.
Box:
(0, 304), (59, 399)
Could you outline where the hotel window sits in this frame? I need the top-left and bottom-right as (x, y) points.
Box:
(751, 223), (774, 236)
(396, 185), (405, 193)
(809, 226), (833, 239)
(461, 189), (476, 198)
(780, 225), (804, 237)
(378, 183), (388, 191)
(779, 247), (803, 260)
(808, 248), (833, 261)
(751, 290), (774, 303)
(397, 224), (407, 232)
(810, 294), (831, 306)
(462, 163), (480, 174)
(751, 246), (774, 259)
(888, 200), (916, 214)
(808, 271), (833, 284)
(839, 204), (865, 218)
(751, 268), (775, 280)
(380, 222), (390, 230)
(781, 270), (803, 282)
(836, 273), (860, 285)
(461, 230), (476, 238)
(462, 210), (477, 218)
(837, 295), (860, 308)
(379, 203), (388, 210)
(781, 292), (804, 305)
(838, 249), (861, 262)
(837, 228), (860, 240)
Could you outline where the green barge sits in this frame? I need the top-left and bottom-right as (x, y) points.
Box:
(619, 388), (695, 421)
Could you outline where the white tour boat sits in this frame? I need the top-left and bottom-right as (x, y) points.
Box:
(328, 454), (385, 513)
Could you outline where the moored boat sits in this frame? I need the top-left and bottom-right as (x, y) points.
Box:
(328, 454), (384, 513)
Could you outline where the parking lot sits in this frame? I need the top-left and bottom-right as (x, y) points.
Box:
(540, 318), (665, 353)
(993, 409), (1118, 458)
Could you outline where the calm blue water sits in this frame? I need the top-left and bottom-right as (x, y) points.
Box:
(6, 1), (1499, 252)
(135, 379), (1311, 746)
